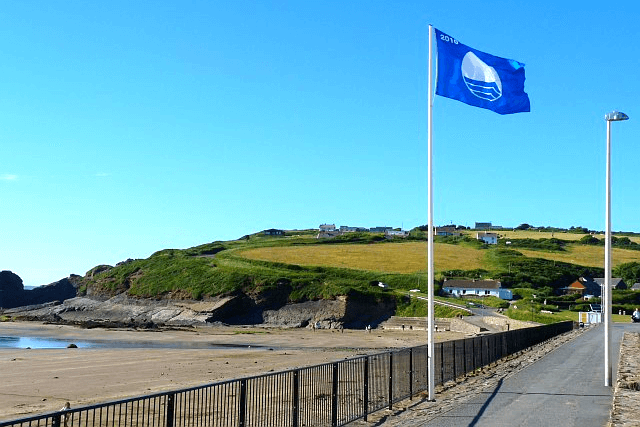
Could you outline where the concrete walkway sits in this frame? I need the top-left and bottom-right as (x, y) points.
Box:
(381, 323), (634, 427)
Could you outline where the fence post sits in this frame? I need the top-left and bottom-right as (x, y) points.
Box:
(440, 342), (444, 383)
(166, 393), (175, 427)
(409, 348), (413, 399)
(239, 380), (247, 427)
(472, 338), (476, 372)
(332, 362), (339, 427)
(463, 338), (467, 376)
(452, 341), (457, 380)
(293, 370), (299, 427)
(363, 357), (369, 422)
(52, 415), (61, 427)
(388, 353), (394, 410)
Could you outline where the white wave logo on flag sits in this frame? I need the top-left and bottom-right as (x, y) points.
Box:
(461, 52), (502, 101)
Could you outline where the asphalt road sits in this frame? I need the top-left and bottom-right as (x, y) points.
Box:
(398, 322), (636, 427)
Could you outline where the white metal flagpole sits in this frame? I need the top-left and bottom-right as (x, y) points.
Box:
(427, 24), (435, 401)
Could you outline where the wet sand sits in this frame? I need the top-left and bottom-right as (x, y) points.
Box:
(0, 321), (463, 420)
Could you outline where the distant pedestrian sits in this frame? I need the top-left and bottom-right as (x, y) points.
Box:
(60, 402), (71, 427)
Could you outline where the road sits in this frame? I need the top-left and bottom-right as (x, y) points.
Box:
(389, 322), (636, 427)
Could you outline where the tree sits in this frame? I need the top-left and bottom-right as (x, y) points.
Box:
(613, 262), (640, 286)
(515, 223), (531, 230)
(579, 235), (601, 245)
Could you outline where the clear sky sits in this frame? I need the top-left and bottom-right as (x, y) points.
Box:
(1, 1), (638, 288)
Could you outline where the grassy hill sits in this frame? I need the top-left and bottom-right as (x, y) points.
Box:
(79, 228), (640, 321)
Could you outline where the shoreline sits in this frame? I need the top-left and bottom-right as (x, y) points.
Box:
(0, 320), (464, 420)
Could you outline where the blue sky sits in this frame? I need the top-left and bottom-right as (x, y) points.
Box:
(1, 1), (638, 288)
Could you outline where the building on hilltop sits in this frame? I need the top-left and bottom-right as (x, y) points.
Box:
(441, 279), (512, 300)
(263, 229), (285, 236)
(385, 229), (409, 238)
(475, 222), (492, 230)
(319, 224), (336, 232)
(370, 226), (392, 233)
(476, 232), (498, 245)
(436, 226), (461, 236)
(339, 226), (368, 232)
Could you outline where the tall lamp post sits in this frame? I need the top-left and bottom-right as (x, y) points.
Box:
(604, 110), (629, 387)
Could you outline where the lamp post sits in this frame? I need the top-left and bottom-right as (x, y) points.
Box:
(604, 110), (629, 387)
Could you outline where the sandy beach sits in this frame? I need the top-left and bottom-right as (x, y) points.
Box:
(0, 321), (463, 421)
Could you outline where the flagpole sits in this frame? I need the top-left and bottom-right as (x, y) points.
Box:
(427, 23), (435, 402)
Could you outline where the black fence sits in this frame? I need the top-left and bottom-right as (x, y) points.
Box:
(0, 321), (573, 427)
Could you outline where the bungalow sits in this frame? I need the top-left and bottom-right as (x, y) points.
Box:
(385, 229), (409, 238)
(562, 277), (601, 297)
(435, 226), (461, 237)
(370, 226), (392, 233)
(631, 283), (640, 291)
(475, 222), (492, 230)
(442, 279), (512, 300)
(594, 278), (628, 290)
(476, 232), (498, 245)
(340, 226), (368, 232)
(319, 224), (336, 232)
(263, 229), (285, 236)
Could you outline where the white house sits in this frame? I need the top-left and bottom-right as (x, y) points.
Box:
(385, 229), (409, 238)
(442, 279), (512, 300)
(476, 232), (498, 245)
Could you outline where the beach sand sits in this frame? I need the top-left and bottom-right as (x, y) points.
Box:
(0, 321), (464, 420)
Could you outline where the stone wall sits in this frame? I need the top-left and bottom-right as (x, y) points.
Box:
(610, 332), (640, 426)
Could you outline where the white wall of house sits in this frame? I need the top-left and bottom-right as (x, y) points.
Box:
(476, 232), (498, 245)
(443, 286), (512, 300)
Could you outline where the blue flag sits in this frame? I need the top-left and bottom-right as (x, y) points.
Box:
(435, 28), (530, 115)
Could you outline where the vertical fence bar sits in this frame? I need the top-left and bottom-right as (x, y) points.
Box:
(388, 353), (394, 411)
(440, 342), (445, 384)
(452, 340), (457, 380)
(332, 363), (338, 427)
(363, 357), (369, 421)
(292, 370), (299, 427)
(165, 394), (175, 427)
(409, 349), (413, 399)
(239, 380), (246, 427)
(462, 337), (467, 376)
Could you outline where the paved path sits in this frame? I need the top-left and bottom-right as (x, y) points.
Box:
(388, 323), (635, 427)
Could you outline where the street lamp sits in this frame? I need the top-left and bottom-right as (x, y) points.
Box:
(604, 110), (629, 387)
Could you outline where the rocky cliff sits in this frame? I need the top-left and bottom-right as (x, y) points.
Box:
(1, 271), (395, 329)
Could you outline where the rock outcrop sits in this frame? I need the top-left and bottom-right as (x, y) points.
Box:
(0, 271), (81, 309)
(3, 291), (395, 329)
(1, 271), (395, 329)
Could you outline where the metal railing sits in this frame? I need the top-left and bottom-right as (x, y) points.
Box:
(0, 321), (573, 427)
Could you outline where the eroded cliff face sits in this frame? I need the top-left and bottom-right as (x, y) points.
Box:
(4, 288), (395, 329)
(2, 271), (395, 329)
